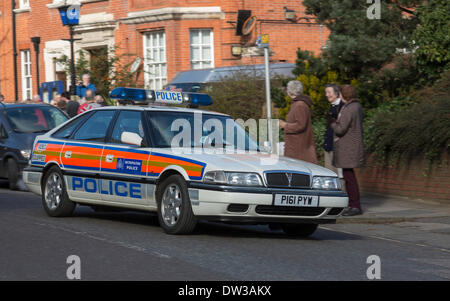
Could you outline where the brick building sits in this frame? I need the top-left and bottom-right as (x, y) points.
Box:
(0, 0), (328, 102)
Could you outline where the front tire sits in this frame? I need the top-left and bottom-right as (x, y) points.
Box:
(282, 223), (318, 237)
(156, 175), (197, 235)
(41, 166), (76, 217)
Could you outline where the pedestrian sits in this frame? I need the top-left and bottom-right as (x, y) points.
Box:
(64, 91), (80, 118)
(77, 89), (100, 115)
(329, 84), (365, 216)
(279, 80), (318, 164)
(56, 99), (67, 111)
(323, 84), (345, 185)
(32, 94), (41, 103)
(94, 95), (106, 107)
(76, 74), (97, 99)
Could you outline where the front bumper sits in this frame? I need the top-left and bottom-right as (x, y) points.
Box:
(188, 182), (349, 224)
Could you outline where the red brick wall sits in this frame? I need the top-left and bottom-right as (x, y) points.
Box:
(0, 0), (328, 102)
(356, 153), (450, 202)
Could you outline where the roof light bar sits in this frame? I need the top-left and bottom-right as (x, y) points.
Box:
(109, 87), (212, 107)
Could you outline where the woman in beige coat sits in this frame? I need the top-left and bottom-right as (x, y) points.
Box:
(330, 85), (365, 216)
(279, 80), (318, 164)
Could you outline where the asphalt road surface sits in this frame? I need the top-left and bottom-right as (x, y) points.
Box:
(1, 181), (449, 281)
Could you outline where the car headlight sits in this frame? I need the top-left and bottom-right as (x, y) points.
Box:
(204, 171), (263, 186)
(20, 149), (31, 160)
(312, 176), (342, 190)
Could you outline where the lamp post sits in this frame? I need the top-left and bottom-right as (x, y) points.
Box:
(57, 1), (82, 98)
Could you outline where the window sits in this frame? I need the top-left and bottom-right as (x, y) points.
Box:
(21, 50), (32, 100)
(110, 111), (145, 145)
(5, 106), (68, 134)
(190, 29), (214, 69)
(19, 0), (30, 9)
(143, 31), (167, 90)
(52, 113), (91, 139)
(147, 111), (259, 151)
(73, 110), (115, 142)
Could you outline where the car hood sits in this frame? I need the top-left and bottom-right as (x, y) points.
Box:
(150, 148), (337, 177)
(12, 132), (41, 151)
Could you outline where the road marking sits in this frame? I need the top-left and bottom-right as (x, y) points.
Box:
(320, 226), (450, 254)
(0, 212), (172, 259)
(32, 221), (172, 259)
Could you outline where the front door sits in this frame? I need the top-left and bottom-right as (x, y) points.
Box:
(100, 110), (151, 206)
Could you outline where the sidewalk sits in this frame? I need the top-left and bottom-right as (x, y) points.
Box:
(338, 193), (450, 224)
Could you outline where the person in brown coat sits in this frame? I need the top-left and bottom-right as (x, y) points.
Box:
(279, 80), (318, 164)
(329, 84), (365, 216)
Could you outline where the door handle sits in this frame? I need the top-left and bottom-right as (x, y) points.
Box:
(64, 151), (72, 158)
(105, 154), (114, 163)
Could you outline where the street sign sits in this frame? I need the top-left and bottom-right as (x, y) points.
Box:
(257, 34), (269, 48)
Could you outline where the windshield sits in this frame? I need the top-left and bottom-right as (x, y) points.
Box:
(147, 111), (259, 151)
(5, 106), (68, 133)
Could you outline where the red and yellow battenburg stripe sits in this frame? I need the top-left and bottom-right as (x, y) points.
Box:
(31, 140), (206, 180)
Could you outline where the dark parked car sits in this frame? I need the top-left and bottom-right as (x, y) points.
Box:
(0, 102), (68, 189)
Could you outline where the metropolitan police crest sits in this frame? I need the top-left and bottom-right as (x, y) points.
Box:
(117, 158), (124, 169)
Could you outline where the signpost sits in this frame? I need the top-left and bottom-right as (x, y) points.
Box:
(257, 34), (273, 153)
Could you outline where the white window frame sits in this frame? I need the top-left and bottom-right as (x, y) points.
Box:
(19, 0), (30, 9)
(20, 50), (32, 100)
(143, 31), (167, 90)
(190, 29), (214, 70)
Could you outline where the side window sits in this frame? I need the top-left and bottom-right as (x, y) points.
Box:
(73, 110), (115, 142)
(52, 113), (90, 139)
(110, 111), (145, 144)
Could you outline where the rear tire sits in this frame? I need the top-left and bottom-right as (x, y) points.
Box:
(41, 166), (76, 217)
(7, 159), (19, 190)
(282, 223), (318, 237)
(156, 175), (197, 235)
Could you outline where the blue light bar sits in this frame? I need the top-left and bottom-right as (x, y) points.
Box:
(109, 87), (212, 107)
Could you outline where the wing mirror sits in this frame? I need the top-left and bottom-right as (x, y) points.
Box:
(121, 132), (144, 147)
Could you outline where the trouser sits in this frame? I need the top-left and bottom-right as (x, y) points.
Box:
(343, 168), (361, 209)
(324, 151), (343, 178)
(324, 151), (346, 191)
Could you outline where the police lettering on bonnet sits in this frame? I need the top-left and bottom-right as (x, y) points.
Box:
(23, 87), (348, 236)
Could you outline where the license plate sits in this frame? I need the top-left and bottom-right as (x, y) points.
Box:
(273, 194), (319, 207)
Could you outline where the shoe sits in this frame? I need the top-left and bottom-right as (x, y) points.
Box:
(340, 207), (351, 215)
(342, 207), (363, 216)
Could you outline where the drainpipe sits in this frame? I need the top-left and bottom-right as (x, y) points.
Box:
(31, 37), (41, 95)
(11, 0), (18, 102)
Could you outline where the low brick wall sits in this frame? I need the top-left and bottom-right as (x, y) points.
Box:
(355, 153), (450, 202)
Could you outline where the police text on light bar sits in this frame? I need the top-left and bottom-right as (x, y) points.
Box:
(109, 87), (213, 107)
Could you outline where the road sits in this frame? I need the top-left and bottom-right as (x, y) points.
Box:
(1, 182), (449, 281)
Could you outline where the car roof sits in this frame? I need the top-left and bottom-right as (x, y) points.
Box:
(0, 102), (55, 109)
(169, 63), (295, 85)
(94, 105), (230, 117)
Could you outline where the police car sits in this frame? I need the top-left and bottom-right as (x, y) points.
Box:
(23, 88), (348, 236)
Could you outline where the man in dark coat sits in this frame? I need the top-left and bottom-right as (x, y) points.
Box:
(279, 80), (318, 164)
(330, 85), (365, 216)
(64, 91), (80, 118)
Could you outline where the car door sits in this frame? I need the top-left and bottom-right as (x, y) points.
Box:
(61, 110), (116, 202)
(100, 110), (151, 206)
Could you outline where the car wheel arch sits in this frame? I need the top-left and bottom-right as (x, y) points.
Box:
(155, 169), (187, 196)
(40, 162), (62, 187)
